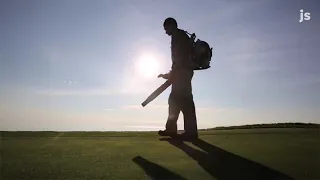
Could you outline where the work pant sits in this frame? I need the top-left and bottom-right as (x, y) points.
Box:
(165, 69), (198, 134)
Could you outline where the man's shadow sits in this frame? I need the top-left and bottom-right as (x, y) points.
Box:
(132, 156), (187, 180)
(160, 138), (295, 180)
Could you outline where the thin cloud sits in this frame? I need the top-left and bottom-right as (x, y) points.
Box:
(120, 104), (239, 114)
(196, 107), (226, 113)
(122, 105), (143, 110)
(34, 88), (119, 96)
(103, 108), (116, 111)
(124, 125), (163, 129)
(63, 80), (77, 84)
(33, 85), (156, 96)
(121, 104), (167, 110)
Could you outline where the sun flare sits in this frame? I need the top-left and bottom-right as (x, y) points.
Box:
(136, 53), (160, 78)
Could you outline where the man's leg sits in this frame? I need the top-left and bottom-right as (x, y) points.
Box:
(178, 70), (198, 139)
(181, 97), (198, 137)
(165, 93), (180, 132)
(159, 93), (180, 136)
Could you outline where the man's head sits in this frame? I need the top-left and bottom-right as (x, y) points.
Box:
(163, 17), (178, 36)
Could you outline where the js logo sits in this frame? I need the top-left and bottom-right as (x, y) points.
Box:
(299, 9), (311, 23)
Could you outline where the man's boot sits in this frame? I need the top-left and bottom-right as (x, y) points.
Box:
(158, 120), (177, 137)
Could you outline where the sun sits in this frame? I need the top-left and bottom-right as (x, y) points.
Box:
(136, 53), (160, 78)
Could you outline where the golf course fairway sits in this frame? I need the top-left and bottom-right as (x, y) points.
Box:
(1, 128), (319, 180)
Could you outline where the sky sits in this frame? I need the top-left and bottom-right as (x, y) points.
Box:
(0, 0), (319, 131)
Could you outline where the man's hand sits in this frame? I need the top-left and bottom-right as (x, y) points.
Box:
(158, 71), (173, 80)
(158, 70), (176, 83)
(157, 73), (170, 79)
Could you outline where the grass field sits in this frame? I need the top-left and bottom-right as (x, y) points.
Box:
(1, 128), (319, 180)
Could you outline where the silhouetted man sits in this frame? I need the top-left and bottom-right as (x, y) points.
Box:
(158, 17), (198, 140)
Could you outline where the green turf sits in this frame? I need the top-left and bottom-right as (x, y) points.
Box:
(1, 128), (319, 180)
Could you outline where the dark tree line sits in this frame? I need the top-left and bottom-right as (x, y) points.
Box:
(206, 123), (320, 130)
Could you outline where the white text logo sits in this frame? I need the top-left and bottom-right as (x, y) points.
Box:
(299, 9), (311, 23)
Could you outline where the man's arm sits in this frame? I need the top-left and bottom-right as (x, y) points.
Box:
(157, 30), (192, 81)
